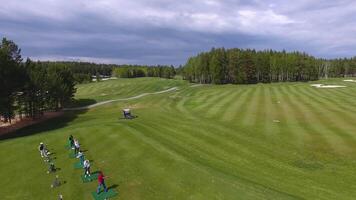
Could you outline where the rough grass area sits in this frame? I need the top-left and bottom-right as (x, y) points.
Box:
(1, 78), (356, 199)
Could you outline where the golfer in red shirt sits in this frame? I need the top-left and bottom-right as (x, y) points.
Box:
(97, 171), (108, 194)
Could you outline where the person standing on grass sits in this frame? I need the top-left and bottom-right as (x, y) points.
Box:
(48, 162), (56, 173)
(97, 171), (108, 194)
(83, 159), (91, 178)
(74, 139), (80, 155)
(43, 149), (50, 162)
(76, 150), (85, 165)
(38, 142), (45, 157)
(38, 142), (50, 159)
(69, 135), (74, 149)
(51, 175), (61, 188)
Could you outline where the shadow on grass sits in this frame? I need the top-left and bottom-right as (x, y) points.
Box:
(0, 109), (89, 140)
(118, 115), (138, 120)
(68, 98), (97, 108)
(81, 149), (88, 153)
(107, 184), (118, 190)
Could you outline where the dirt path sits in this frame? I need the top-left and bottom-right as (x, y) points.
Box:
(64, 87), (179, 111)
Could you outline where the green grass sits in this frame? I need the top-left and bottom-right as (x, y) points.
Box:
(1, 78), (356, 199)
(70, 77), (187, 107)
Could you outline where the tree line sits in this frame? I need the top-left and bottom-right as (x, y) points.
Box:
(38, 63), (177, 83)
(36, 61), (114, 84)
(112, 65), (176, 79)
(0, 38), (76, 123)
(182, 48), (356, 84)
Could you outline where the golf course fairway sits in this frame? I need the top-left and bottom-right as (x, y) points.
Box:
(1, 77), (356, 200)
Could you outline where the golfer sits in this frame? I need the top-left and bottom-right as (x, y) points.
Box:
(76, 151), (85, 165)
(69, 135), (74, 149)
(97, 171), (108, 194)
(74, 139), (80, 155)
(83, 160), (91, 178)
(38, 142), (45, 157)
(48, 162), (56, 173)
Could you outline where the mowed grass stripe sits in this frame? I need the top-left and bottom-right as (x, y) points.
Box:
(287, 85), (346, 154)
(299, 86), (356, 140)
(268, 84), (313, 152)
(149, 115), (258, 165)
(307, 87), (356, 114)
(290, 86), (354, 155)
(190, 89), (222, 110)
(218, 88), (249, 121)
(194, 90), (232, 112)
(279, 84), (336, 154)
(205, 88), (245, 118)
(328, 86), (356, 99)
(268, 85), (286, 137)
(254, 84), (267, 125)
(186, 87), (214, 105)
(158, 114), (297, 168)
(221, 87), (254, 122)
(154, 108), (301, 168)
(135, 126), (299, 199)
(261, 85), (279, 138)
(130, 120), (304, 199)
(239, 86), (260, 126)
(174, 90), (202, 121)
(150, 113), (334, 199)
(220, 86), (251, 122)
(250, 84), (269, 130)
(275, 84), (308, 148)
(241, 85), (263, 126)
(325, 89), (356, 110)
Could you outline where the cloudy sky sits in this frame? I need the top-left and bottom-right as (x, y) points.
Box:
(1, 0), (356, 65)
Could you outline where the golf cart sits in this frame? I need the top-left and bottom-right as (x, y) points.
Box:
(123, 108), (135, 119)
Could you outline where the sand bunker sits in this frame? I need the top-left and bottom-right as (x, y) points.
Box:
(311, 84), (346, 88)
(344, 80), (356, 83)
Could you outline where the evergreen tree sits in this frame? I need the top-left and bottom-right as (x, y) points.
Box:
(182, 47), (354, 84)
(0, 38), (23, 123)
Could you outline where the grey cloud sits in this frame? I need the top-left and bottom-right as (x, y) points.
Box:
(0, 0), (355, 65)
